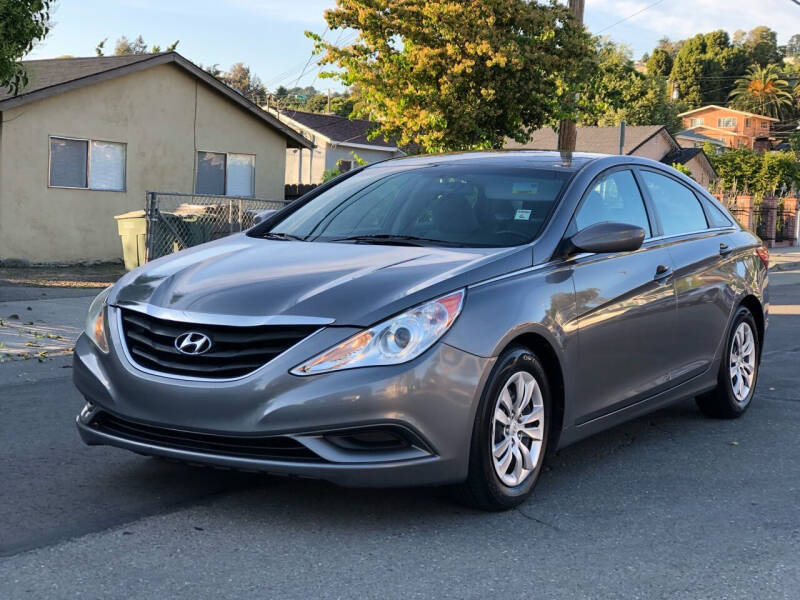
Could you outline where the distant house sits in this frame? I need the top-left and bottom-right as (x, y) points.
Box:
(675, 129), (727, 153)
(677, 105), (777, 150)
(505, 125), (717, 187)
(0, 52), (311, 263)
(272, 109), (406, 185)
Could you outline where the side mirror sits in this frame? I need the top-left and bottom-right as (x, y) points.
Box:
(567, 222), (645, 255)
(252, 209), (278, 225)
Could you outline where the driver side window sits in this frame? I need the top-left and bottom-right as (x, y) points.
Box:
(575, 170), (651, 237)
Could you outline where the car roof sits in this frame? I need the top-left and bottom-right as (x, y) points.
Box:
(376, 150), (608, 171)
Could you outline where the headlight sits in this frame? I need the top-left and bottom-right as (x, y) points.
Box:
(291, 289), (465, 375)
(84, 286), (112, 353)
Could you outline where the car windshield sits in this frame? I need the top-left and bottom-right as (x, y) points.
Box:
(262, 164), (573, 247)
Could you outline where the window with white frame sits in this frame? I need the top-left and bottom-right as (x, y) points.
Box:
(761, 121), (769, 129)
(689, 117), (704, 127)
(717, 117), (737, 128)
(745, 118), (752, 128)
(49, 137), (126, 191)
(196, 152), (255, 197)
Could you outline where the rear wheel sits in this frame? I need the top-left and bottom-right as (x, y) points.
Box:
(696, 307), (760, 419)
(454, 346), (550, 511)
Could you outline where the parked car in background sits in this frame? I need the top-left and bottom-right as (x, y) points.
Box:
(74, 152), (769, 510)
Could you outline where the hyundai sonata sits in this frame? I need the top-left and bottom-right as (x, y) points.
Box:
(74, 152), (768, 510)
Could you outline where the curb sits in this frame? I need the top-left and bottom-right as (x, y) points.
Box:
(769, 260), (800, 272)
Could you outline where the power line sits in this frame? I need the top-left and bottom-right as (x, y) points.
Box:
(596, 0), (667, 34)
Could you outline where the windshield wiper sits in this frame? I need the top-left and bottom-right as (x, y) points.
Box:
(261, 232), (306, 241)
(325, 234), (463, 247)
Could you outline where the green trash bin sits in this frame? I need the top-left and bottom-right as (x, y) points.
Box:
(114, 210), (147, 270)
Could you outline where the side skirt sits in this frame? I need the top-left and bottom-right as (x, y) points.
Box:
(556, 369), (718, 450)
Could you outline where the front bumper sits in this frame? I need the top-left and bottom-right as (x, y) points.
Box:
(73, 311), (493, 487)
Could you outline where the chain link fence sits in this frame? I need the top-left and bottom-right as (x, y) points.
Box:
(145, 192), (289, 261)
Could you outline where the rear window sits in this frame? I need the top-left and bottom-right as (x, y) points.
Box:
(265, 164), (573, 247)
(703, 198), (734, 228)
(640, 171), (708, 236)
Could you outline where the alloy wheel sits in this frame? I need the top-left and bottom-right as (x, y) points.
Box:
(490, 371), (545, 487)
(730, 322), (756, 404)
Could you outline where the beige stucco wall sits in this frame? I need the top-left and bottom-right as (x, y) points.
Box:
(0, 63), (287, 263)
(633, 130), (673, 161)
(285, 141), (399, 185)
(685, 155), (714, 188)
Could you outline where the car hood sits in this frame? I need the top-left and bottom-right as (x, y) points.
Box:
(111, 234), (530, 326)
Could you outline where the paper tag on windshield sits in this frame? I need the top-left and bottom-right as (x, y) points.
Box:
(514, 209), (532, 221)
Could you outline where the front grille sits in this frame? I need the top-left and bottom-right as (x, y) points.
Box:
(119, 308), (318, 379)
(90, 412), (322, 462)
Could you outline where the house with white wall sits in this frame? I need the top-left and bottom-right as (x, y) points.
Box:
(272, 109), (405, 185)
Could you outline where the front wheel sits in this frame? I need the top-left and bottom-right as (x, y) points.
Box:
(453, 346), (551, 511)
(696, 307), (760, 419)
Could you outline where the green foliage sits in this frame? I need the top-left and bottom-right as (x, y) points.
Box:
(646, 48), (673, 76)
(744, 26), (783, 67)
(313, 0), (596, 153)
(276, 85), (356, 117)
(321, 153), (368, 182)
(222, 63), (266, 103)
(0, 0), (52, 95)
(95, 35), (179, 56)
(670, 30), (749, 107)
(708, 148), (800, 196)
(784, 34), (800, 59)
(671, 162), (693, 178)
(581, 40), (681, 130)
(728, 64), (794, 120)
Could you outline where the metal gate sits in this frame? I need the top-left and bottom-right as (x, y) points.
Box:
(144, 192), (289, 261)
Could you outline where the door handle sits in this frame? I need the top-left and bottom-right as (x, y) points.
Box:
(654, 264), (672, 281)
(719, 243), (733, 256)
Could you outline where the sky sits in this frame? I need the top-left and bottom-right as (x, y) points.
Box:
(26, 0), (800, 93)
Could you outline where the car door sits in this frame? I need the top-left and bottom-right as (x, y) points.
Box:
(568, 168), (677, 424)
(637, 168), (737, 385)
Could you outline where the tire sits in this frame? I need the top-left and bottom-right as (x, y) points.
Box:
(453, 346), (551, 511)
(696, 306), (760, 419)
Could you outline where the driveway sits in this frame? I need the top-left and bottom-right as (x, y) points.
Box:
(1, 271), (798, 599)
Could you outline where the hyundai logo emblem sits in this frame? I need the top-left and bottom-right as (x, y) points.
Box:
(174, 332), (213, 355)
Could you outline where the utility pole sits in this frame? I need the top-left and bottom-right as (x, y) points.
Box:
(557, 0), (585, 153)
(327, 88), (332, 114)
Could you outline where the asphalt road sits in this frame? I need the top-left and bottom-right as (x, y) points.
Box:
(1, 272), (799, 599)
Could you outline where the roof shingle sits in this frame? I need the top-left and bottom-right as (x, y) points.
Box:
(278, 109), (398, 149)
(0, 53), (312, 149)
(504, 125), (667, 155)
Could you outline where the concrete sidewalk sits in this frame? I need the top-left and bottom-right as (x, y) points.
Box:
(770, 246), (800, 271)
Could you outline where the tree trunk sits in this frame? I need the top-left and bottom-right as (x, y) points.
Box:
(558, 0), (586, 153)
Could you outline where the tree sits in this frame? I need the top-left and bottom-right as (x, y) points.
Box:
(783, 33), (800, 59)
(745, 26), (783, 67)
(729, 64), (794, 120)
(0, 0), (52, 95)
(312, 0), (596, 152)
(96, 35), (179, 56)
(582, 40), (681, 130)
(646, 48), (673, 76)
(670, 30), (749, 107)
(222, 63), (266, 102)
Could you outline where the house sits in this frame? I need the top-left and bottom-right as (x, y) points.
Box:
(675, 129), (727, 153)
(505, 125), (717, 187)
(677, 105), (777, 150)
(272, 109), (406, 185)
(0, 52), (312, 263)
